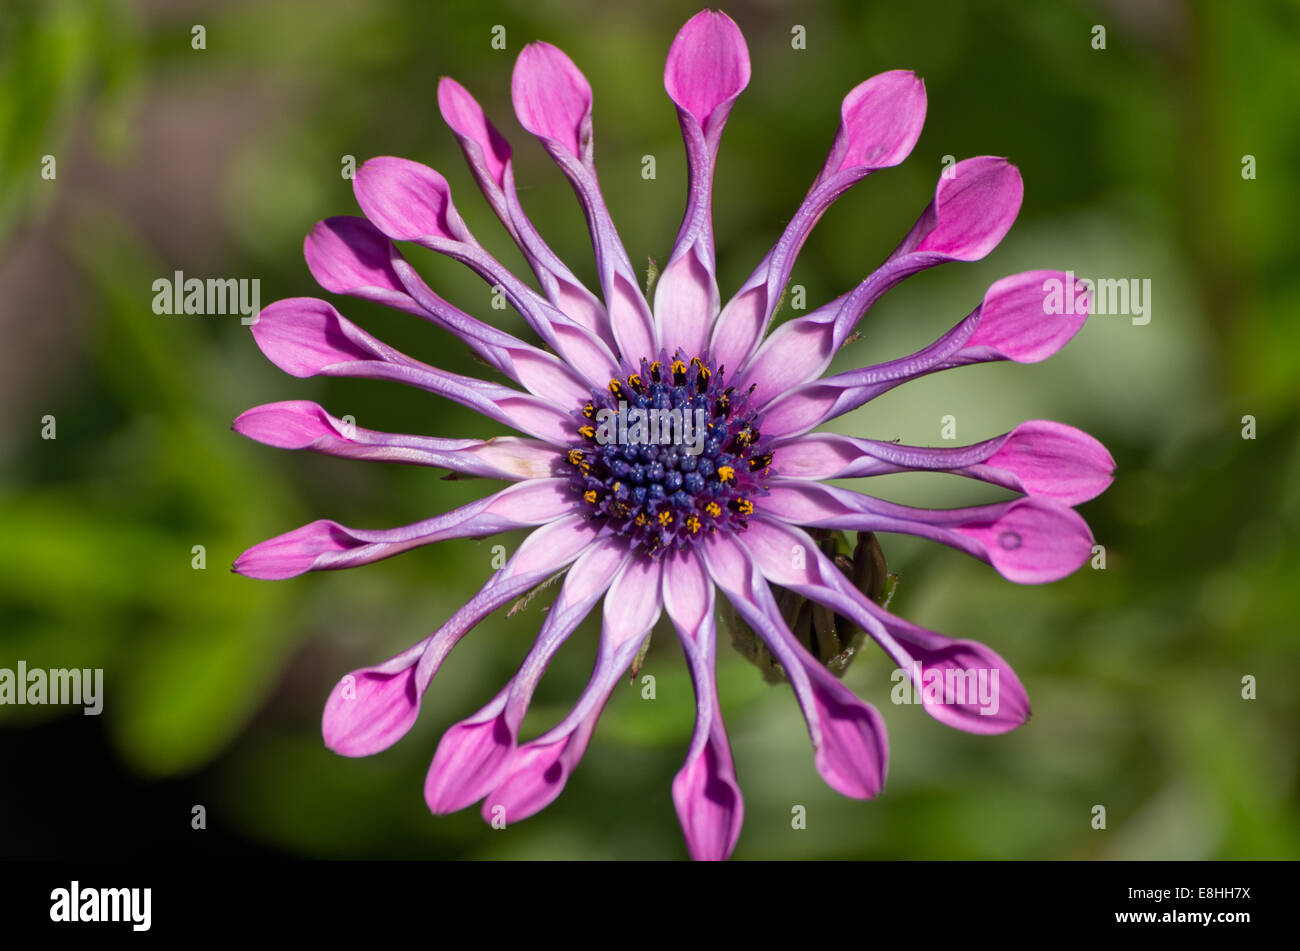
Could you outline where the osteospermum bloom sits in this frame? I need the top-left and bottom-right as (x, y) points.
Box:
(233, 10), (1114, 860)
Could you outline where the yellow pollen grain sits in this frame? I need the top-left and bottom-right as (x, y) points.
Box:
(717, 465), (736, 484)
(658, 510), (673, 526)
(583, 489), (598, 504)
(705, 502), (722, 517)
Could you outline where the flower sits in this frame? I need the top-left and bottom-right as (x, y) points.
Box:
(233, 9), (1114, 860)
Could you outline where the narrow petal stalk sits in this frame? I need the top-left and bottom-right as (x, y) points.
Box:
(760, 479), (1095, 584)
(738, 157), (1025, 405)
(320, 516), (598, 756)
(742, 518), (1030, 733)
(251, 296), (578, 444)
(702, 533), (889, 798)
(654, 10), (750, 357)
(425, 538), (630, 813)
(352, 156), (620, 385)
(233, 479), (577, 580)
(774, 420), (1115, 505)
(512, 42), (659, 360)
(480, 555), (664, 822)
(708, 70), (926, 373)
(436, 77), (612, 344)
(233, 400), (564, 480)
(760, 270), (1089, 437)
(662, 549), (744, 860)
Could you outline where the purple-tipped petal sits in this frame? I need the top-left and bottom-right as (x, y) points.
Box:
(233, 479), (577, 580)
(672, 726), (744, 860)
(304, 216), (420, 313)
(425, 692), (514, 815)
(352, 156), (470, 244)
(355, 156), (621, 388)
(981, 420), (1115, 504)
(773, 420), (1114, 507)
(252, 297), (379, 377)
(321, 641), (426, 757)
(232, 400), (564, 478)
(437, 77), (511, 190)
(426, 538), (628, 814)
(742, 518), (1030, 734)
(963, 270), (1088, 362)
(511, 42), (593, 162)
(662, 550), (743, 861)
(708, 70), (926, 373)
(760, 480), (1094, 584)
(250, 296), (580, 444)
(657, 13), (748, 356)
(827, 70), (927, 178)
(760, 267), (1092, 438)
(897, 155), (1023, 262)
(664, 11), (750, 129)
(438, 76), (612, 348)
(954, 495), (1094, 584)
(479, 717), (596, 824)
(512, 42), (658, 363)
(739, 156), (1022, 405)
(702, 534), (888, 800)
(479, 555), (663, 822)
(319, 516), (601, 758)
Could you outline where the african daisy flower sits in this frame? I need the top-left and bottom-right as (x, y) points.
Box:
(232, 9), (1114, 860)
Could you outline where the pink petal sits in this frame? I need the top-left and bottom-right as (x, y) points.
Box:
(252, 297), (379, 377)
(963, 270), (1088, 362)
(955, 496), (1094, 584)
(303, 216), (410, 305)
(425, 697), (514, 815)
(662, 550), (744, 860)
(232, 399), (348, 450)
(426, 537), (628, 815)
(479, 724), (593, 824)
(437, 77), (511, 189)
(902, 155), (1022, 261)
(664, 10), (750, 130)
(830, 70), (927, 176)
(654, 250), (716, 361)
(702, 534), (888, 800)
(892, 637), (1030, 734)
(511, 42), (593, 160)
(232, 479), (577, 580)
(743, 517), (1030, 735)
(672, 729), (743, 860)
(320, 516), (601, 758)
(322, 641), (427, 757)
(353, 156), (470, 244)
(984, 420), (1115, 504)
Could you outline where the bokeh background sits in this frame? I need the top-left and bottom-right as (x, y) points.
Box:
(2, 0), (1298, 860)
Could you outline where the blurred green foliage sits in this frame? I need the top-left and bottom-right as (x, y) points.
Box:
(1, 0), (1297, 859)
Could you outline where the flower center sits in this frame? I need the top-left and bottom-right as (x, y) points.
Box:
(567, 354), (774, 555)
